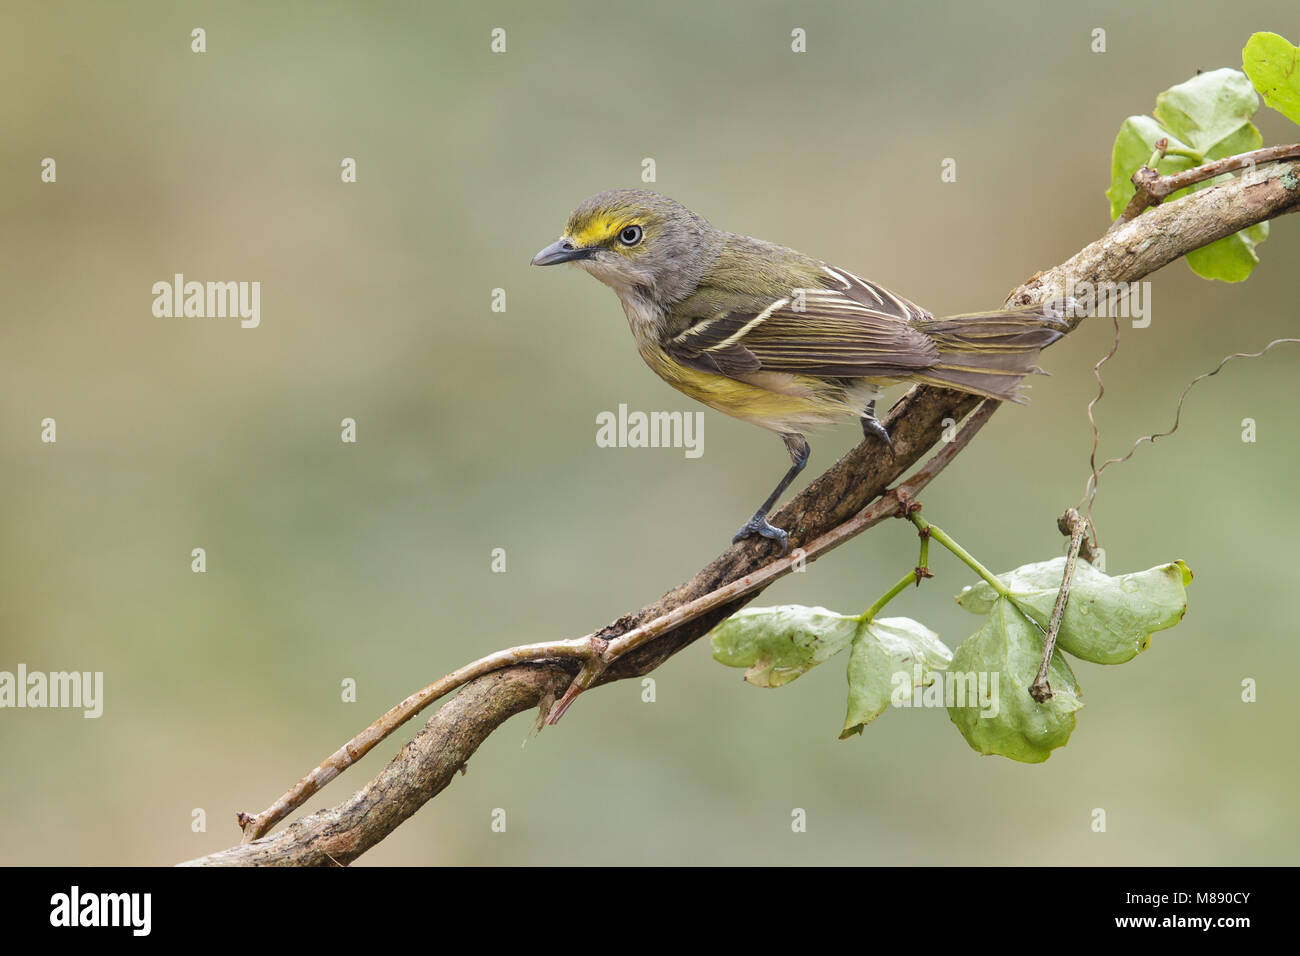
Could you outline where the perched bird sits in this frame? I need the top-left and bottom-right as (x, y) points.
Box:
(532, 188), (1064, 554)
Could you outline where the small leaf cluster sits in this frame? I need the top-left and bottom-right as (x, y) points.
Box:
(1106, 32), (1300, 281)
(709, 559), (1192, 763)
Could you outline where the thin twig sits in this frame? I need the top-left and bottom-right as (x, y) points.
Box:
(1030, 509), (1087, 702)
(237, 637), (598, 841)
(1111, 143), (1300, 229)
(580, 401), (999, 685)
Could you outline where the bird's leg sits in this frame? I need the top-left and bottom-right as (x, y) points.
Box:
(861, 399), (894, 455)
(732, 433), (809, 555)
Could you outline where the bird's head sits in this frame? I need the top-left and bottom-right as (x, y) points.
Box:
(531, 189), (721, 306)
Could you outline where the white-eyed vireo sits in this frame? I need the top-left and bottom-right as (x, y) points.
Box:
(532, 188), (1064, 553)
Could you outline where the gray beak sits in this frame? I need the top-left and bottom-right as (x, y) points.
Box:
(531, 238), (592, 266)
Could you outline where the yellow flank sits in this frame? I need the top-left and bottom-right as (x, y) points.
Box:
(642, 344), (865, 434)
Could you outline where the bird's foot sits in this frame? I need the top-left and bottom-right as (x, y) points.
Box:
(732, 514), (790, 555)
(861, 415), (894, 455)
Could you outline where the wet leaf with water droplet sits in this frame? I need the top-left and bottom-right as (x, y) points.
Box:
(709, 605), (863, 687)
(948, 598), (1083, 763)
(841, 617), (952, 739)
(956, 558), (1191, 664)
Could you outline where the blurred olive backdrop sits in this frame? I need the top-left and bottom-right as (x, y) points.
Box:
(2, 1), (1297, 866)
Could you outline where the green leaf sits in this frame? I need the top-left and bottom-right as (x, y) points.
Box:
(1186, 218), (1269, 282)
(841, 617), (952, 739)
(709, 605), (862, 688)
(1198, 119), (1265, 161)
(947, 598), (1083, 763)
(1243, 32), (1300, 125)
(956, 558), (1192, 665)
(1182, 114), (1265, 282)
(1105, 68), (1267, 281)
(1153, 67), (1260, 155)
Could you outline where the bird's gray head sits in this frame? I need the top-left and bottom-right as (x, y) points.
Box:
(531, 189), (721, 307)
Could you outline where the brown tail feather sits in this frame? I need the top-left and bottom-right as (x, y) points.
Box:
(912, 307), (1066, 402)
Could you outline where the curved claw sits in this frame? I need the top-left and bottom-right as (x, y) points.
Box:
(732, 516), (790, 555)
(861, 416), (895, 456)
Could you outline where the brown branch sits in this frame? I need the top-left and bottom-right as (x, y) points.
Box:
(1008, 158), (1300, 320)
(180, 155), (1300, 866)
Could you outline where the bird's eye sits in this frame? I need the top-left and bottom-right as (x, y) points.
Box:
(618, 225), (644, 247)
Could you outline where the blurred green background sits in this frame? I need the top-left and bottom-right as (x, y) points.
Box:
(2, 0), (1297, 866)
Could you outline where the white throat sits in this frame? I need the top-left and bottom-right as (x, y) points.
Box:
(576, 260), (665, 344)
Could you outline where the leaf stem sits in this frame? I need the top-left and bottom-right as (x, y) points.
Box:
(909, 511), (1049, 637)
(909, 513), (1011, 599)
(861, 569), (919, 622)
(861, 515), (937, 621)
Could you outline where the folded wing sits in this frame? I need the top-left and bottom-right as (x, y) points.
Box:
(666, 265), (940, 381)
